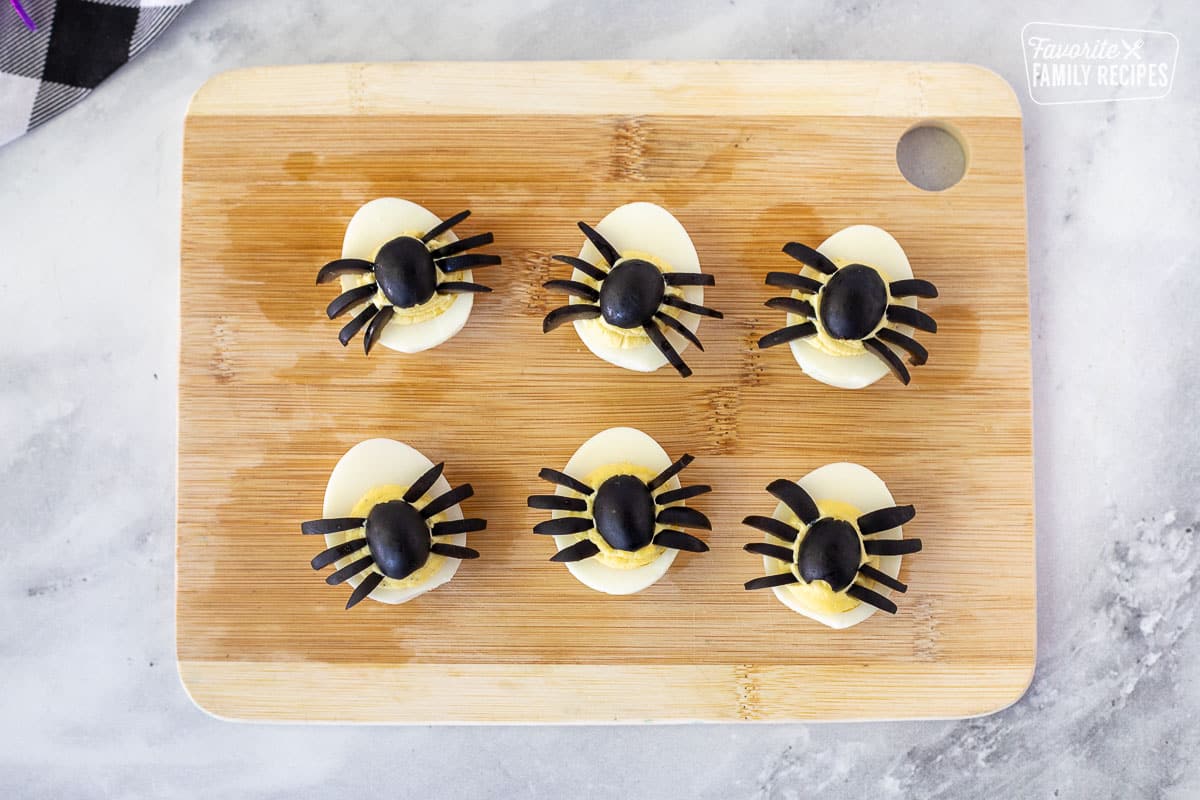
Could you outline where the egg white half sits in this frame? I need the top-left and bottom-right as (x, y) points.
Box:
(786, 225), (918, 389)
(761, 462), (906, 629)
(321, 438), (467, 605)
(551, 426), (681, 594)
(340, 197), (475, 354)
(569, 202), (704, 373)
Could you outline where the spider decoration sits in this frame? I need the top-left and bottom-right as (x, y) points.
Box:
(528, 454), (712, 562)
(316, 210), (500, 354)
(757, 242), (939, 384)
(301, 462), (485, 609)
(541, 221), (723, 378)
(741, 478), (922, 614)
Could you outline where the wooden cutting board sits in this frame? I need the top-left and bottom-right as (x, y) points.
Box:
(177, 61), (1034, 722)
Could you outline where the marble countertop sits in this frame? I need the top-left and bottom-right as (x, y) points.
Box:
(2, 0), (1197, 797)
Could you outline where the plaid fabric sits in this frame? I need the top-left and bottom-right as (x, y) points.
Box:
(1, 0), (191, 148)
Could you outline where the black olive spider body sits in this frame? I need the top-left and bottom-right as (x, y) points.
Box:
(758, 242), (939, 384)
(301, 461), (486, 609)
(528, 453), (712, 562)
(741, 478), (922, 614)
(542, 222), (723, 378)
(317, 210), (501, 354)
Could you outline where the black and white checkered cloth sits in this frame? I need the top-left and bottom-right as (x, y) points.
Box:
(1, 0), (191, 148)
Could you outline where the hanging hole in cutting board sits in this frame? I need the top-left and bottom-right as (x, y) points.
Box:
(896, 122), (967, 191)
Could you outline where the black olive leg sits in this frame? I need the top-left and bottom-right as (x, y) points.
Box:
(863, 338), (911, 385)
(782, 242), (837, 275)
(301, 517), (366, 535)
(654, 311), (705, 351)
(863, 538), (923, 556)
(317, 258), (374, 285)
(742, 515), (800, 543)
(311, 538), (370, 570)
(345, 572), (384, 609)
(654, 530), (708, 552)
(543, 279), (599, 301)
(438, 253), (503, 273)
(858, 563), (908, 593)
(527, 495), (588, 512)
(654, 484), (711, 505)
(655, 506), (711, 530)
(338, 304), (379, 347)
(744, 572), (799, 591)
(889, 278), (938, 299)
(363, 306), (394, 355)
(326, 284), (377, 319)
(876, 328), (928, 365)
(766, 271), (824, 294)
(432, 518), (487, 536)
(437, 281), (492, 294)
(533, 516), (594, 536)
(765, 479), (820, 525)
(422, 209), (471, 244)
(551, 254), (608, 282)
(400, 462), (444, 503)
(537, 468), (594, 496)
(420, 484), (474, 519)
(661, 295), (723, 319)
(757, 321), (817, 349)
(576, 221), (621, 267)
(858, 505), (916, 535)
(847, 582), (898, 613)
(550, 539), (601, 562)
(885, 304), (937, 333)
(744, 541), (794, 562)
(642, 321), (692, 378)
(430, 542), (480, 560)
(662, 272), (715, 287)
(326, 555), (375, 586)
(764, 296), (816, 318)
(647, 453), (695, 492)
(543, 304), (601, 333)
(429, 232), (495, 261)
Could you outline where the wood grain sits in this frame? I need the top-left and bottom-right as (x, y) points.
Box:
(177, 61), (1034, 722)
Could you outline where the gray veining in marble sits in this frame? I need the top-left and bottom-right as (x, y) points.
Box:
(1, 0), (1198, 797)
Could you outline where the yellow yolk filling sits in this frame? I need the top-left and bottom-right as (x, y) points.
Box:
(572, 250), (689, 350)
(558, 461), (668, 569)
(339, 483), (448, 590)
(767, 498), (887, 615)
(794, 259), (893, 358)
(345, 232), (459, 326)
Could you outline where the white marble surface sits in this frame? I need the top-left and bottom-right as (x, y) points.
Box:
(2, 0), (1198, 797)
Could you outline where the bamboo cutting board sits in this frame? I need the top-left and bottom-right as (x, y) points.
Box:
(177, 61), (1035, 722)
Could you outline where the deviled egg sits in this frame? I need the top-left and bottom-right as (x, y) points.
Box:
(758, 225), (939, 388)
(541, 203), (722, 377)
(742, 462), (922, 628)
(316, 198), (500, 354)
(527, 426), (711, 594)
(301, 438), (485, 608)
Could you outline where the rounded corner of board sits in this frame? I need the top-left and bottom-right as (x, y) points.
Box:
(175, 660), (253, 723)
(186, 68), (258, 118)
(946, 62), (1025, 118)
(963, 659), (1037, 720)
